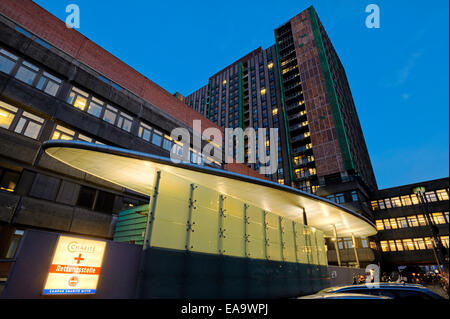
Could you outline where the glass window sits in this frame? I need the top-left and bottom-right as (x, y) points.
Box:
(151, 130), (162, 146)
(67, 87), (89, 111)
(383, 219), (391, 230)
(417, 214), (428, 226)
(440, 236), (449, 248)
(51, 125), (75, 140)
(400, 195), (412, 206)
(425, 191), (438, 202)
(116, 112), (133, 132)
(410, 194), (419, 205)
(138, 122), (152, 142)
(397, 217), (408, 228)
(436, 189), (449, 201)
(424, 237), (434, 249)
(87, 97), (104, 118)
(0, 48), (18, 74)
(14, 61), (39, 85)
(378, 200), (386, 210)
(94, 191), (115, 214)
(351, 190), (358, 202)
(76, 186), (96, 209)
(13, 111), (44, 139)
(402, 239), (415, 251)
(388, 240), (397, 252)
(432, 212), (446, 225)
(162, 135), (173, 151)
(0, 100), (18, 129)
(376, 220), (384, 231)
(395, 240), (404, 251)
(103, 105), (118, 125)
(384, 198), (392, 209)
(407, 216), (419, 227)
(444, 211), (449, 223)
(380, 241), (389, 252)
(0, 168), (20, 192)
(389, 218), (398, 229)
(35, 71), (62, 96)
(391, 197), (402, 207)
(77, 134), (92, 142)
(413, 238), (426, 250)
(361, 238), (369, 248)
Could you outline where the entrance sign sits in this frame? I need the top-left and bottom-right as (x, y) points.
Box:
(42, 235), (106, 295)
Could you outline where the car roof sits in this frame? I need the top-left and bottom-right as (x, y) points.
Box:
(299, 293), (392, 300)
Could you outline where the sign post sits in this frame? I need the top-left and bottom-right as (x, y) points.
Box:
(42, 235), (106, 295)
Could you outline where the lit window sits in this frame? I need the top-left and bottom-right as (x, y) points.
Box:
(0, 100), (18, 129)
(444, 211), (449, 223)
(395, 240), (404, 251)
(440, 236), (449, 248)
(388, 240), (397, 252)
(384, 198), (392, 209)
(396, 217), (408, 228)
(68, 87), (89, 111)
(436, 189), (449, 201)
(417, 214), (427, 226)
(272, 108), (278, 116)
(400, 195), (412, 206)
(14, 61), (39, 85)
(0, 167), (20, 193)
(77, 134), (92, 142)
(380, 241), (389, 252)
(378, 200), (386, 210)
(138, 122), (152, 142)
(376, 220), (384, 231)
(87, 97), (105, 118)
(13, 111), (44, 139)
(35, 71), (62, 96)
(425, 191), (438, 202)
(260, 88), (266, 95)
(424, 237), (434, 249)
(391, 197), (402, 207)
(410, 194), (419, 205)
(402, 239), (415, 251)
(383, 219), (391, 230)
(0, 48), (19, 74)
(222, 80), (227, 85)
(432, 212), (446, 225)
(51, 125), (75, 140)
(267, 62), (273, 69)
(277, 179), (284, 185)
(407, 216), (419, 227)
(361, 238), (369, 248)
(389, 218), (398, 229)
(413, 238), (426, 250)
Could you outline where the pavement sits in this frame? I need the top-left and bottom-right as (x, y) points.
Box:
(424, 283), (449, 299)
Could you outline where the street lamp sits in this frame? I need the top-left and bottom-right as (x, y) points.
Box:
(412, 186), (448, 274)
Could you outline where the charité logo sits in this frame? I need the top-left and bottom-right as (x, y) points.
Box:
(67, 241), (98, 254)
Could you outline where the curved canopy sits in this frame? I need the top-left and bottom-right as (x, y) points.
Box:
(42, 141), (377, 238)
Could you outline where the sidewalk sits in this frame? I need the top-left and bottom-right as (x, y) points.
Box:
(424, 283), (449, 299)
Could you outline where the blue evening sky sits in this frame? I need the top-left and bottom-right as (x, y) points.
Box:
(33, 0), (449, 189)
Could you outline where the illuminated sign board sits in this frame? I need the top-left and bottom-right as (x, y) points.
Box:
(43, 235), (106, 295)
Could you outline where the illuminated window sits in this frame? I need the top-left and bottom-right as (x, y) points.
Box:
(0, 167), (20, 193)
(416, 214), (427, 226)
(51, 125), (75, 140)
(444, 211), (449, 223)
(13, 111), (44, 139)
(378, 200), (386, 210)
(380, 241), (389, 252)
(222, 80), (227, 85)
(376, 220), (384, 231)
(440, 236), (449, 248)
(267, 62), (273, 69)
(361, 238), (369, 248)
(383, 219), (391, 230)
(413, 238), (426, 250)
(35, 71), (62, 96)
(396, 217), (408, 228)
(410, 194), (419, 205)
(272, 108), (278, 116)
(0, 100), (18, 129)
(0, 48), (19, 74)
(277, 179), (284, 185)
(260, 88), (266, 95)
(436, 189), (449, 201)
(389, 218), (398, 229)
(425, 191), (437, 202)
(388, 240), (397, 252)
(400, 195), (412, 206)
(402, 239), (415, 251)
(384, 198), (392, 209)
(391, 197), (402, 207)
(138, 122), (152, 142)
(77, 134), (92, 143)
(395, 240), (404, 251)
(432, 212), (446, 225)
(14, 61), (38, 85)
(407, 216), (419, 227)
(67, 87), (89, 111)
(424, 237), (434, 249)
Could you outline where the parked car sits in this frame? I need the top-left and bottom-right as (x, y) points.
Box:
(299, 293), (391, 300)
(307, 283), (444, 300)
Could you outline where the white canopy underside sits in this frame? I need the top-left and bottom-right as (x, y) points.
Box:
(43, 141), (377, 238)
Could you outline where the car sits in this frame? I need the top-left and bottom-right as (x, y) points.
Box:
(298, 293), (392, 300)
(311, 283), (445, 300)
